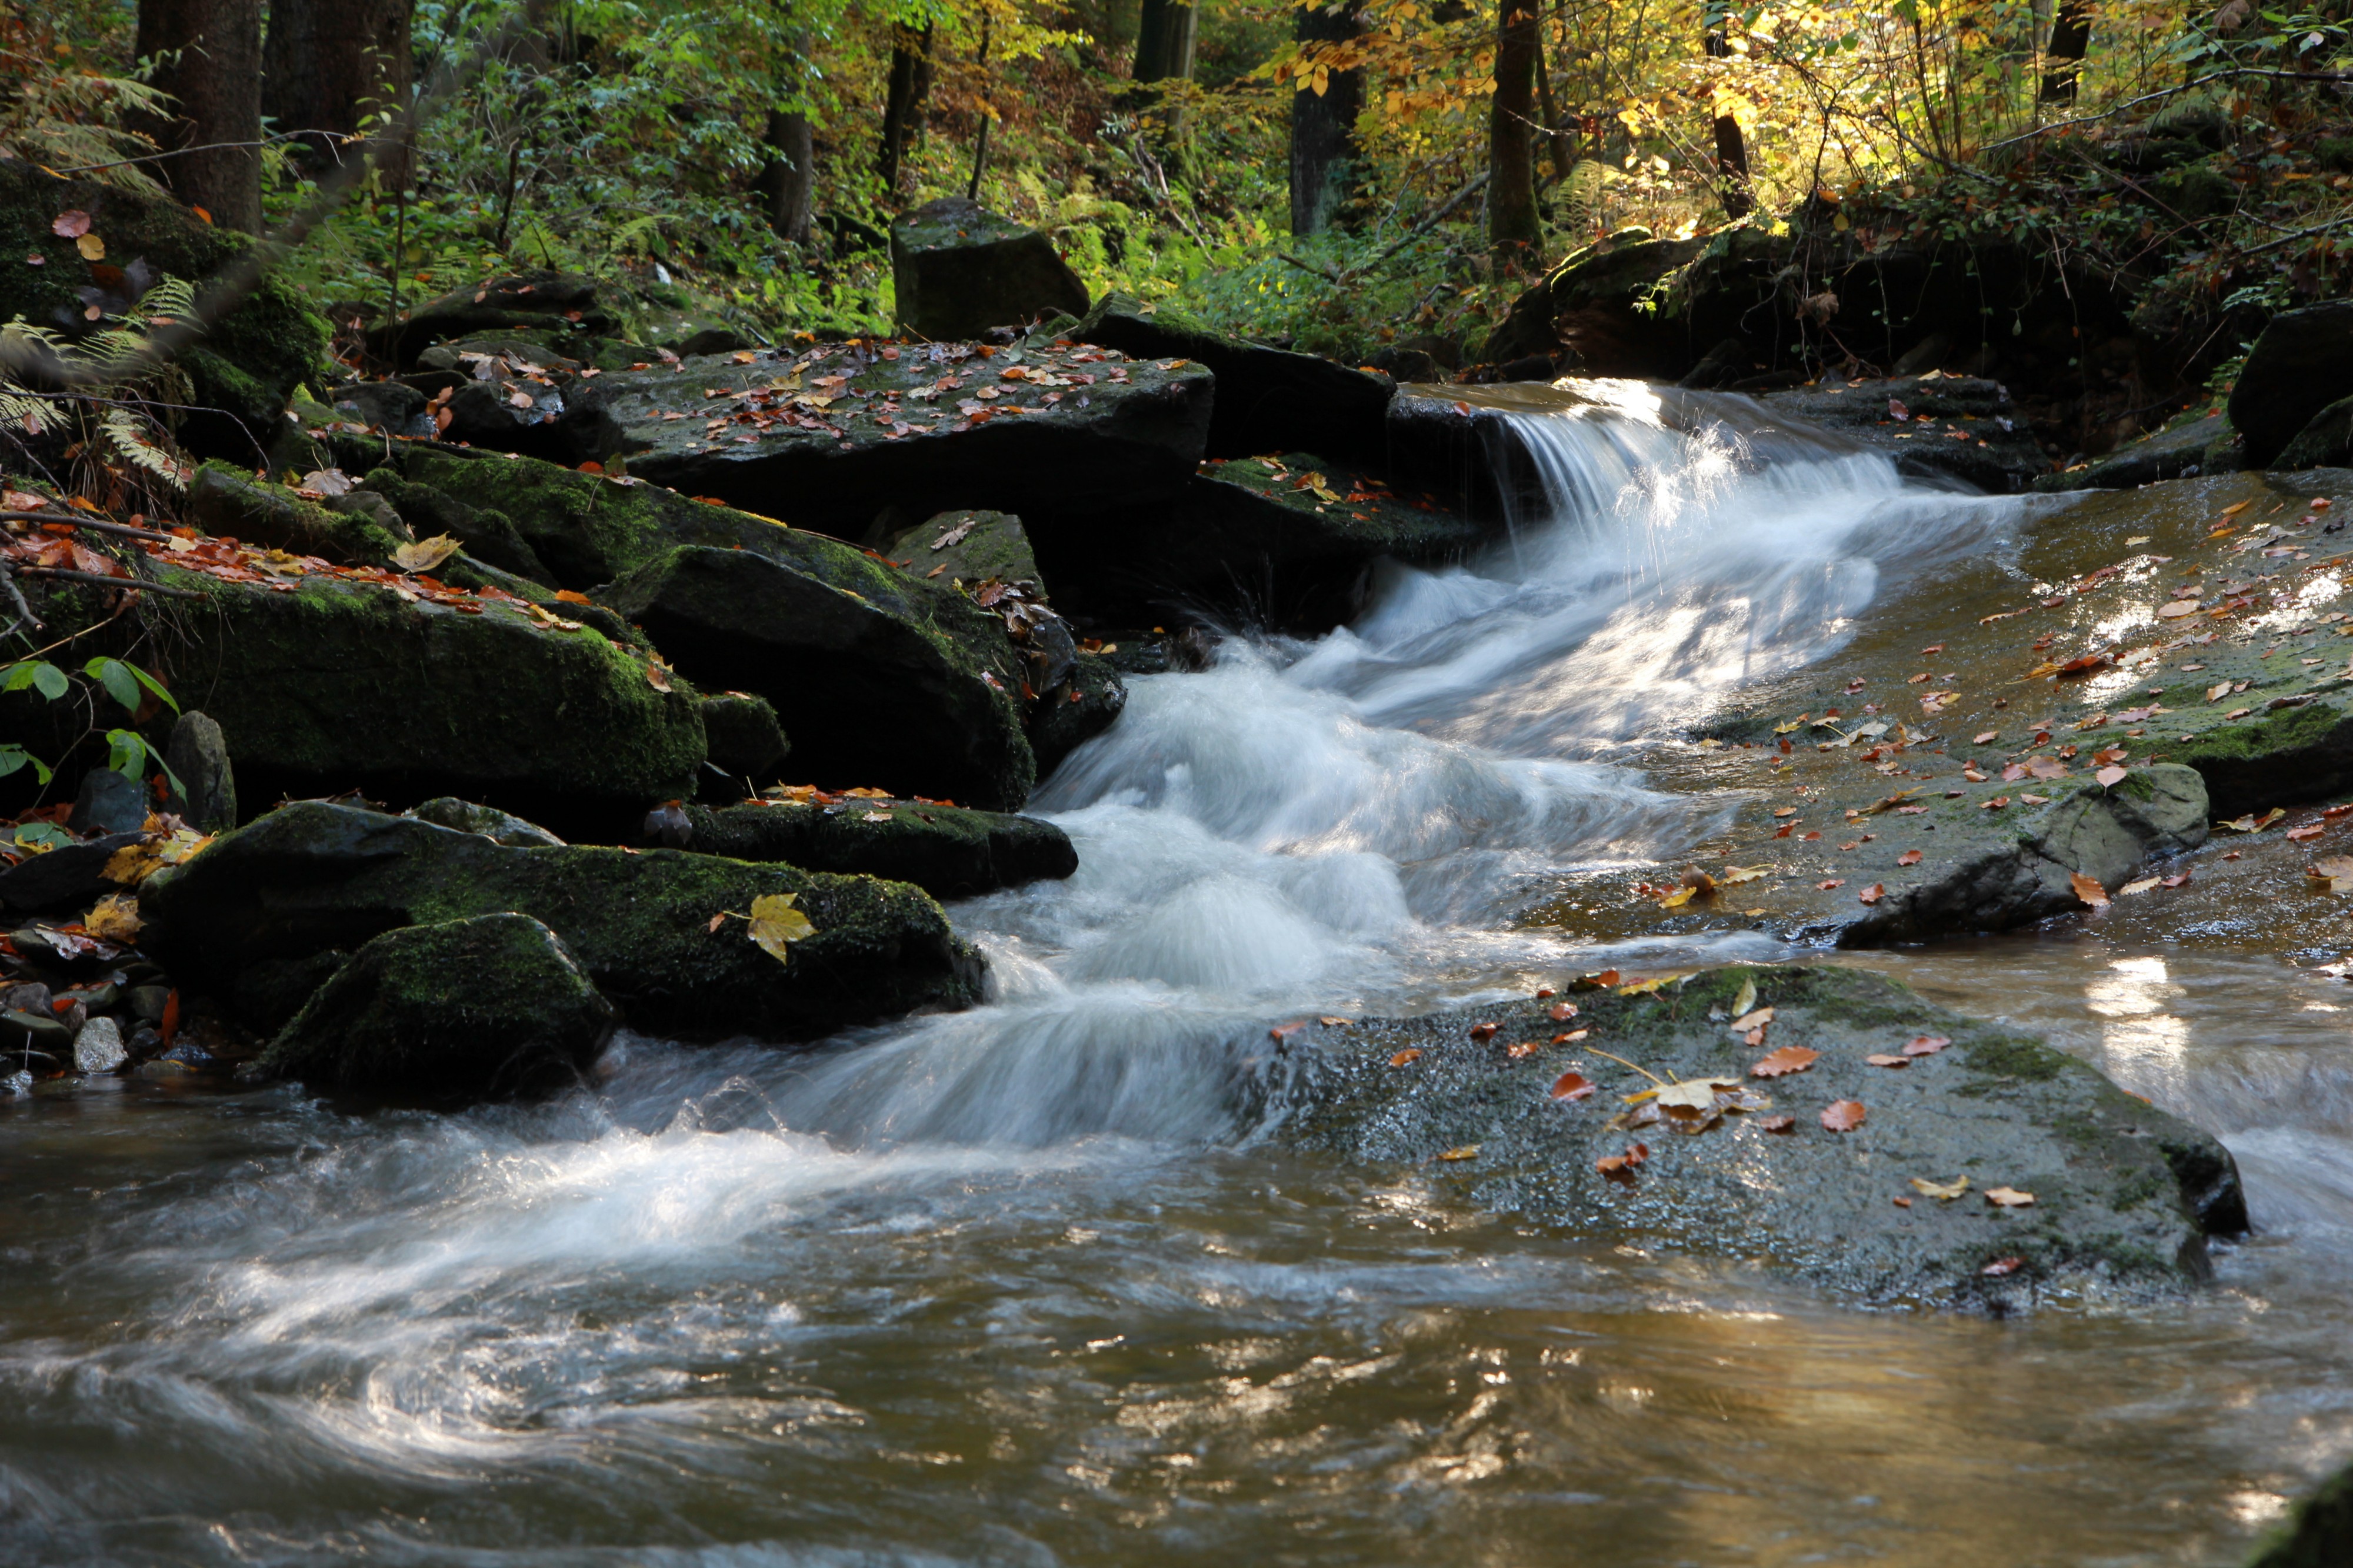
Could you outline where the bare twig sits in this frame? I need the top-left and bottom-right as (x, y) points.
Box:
(1339, 172), (1492, 283)
(1981, 67), (2353, 154)
(0, 513), (177, 541)
(0, 565), (40, 638)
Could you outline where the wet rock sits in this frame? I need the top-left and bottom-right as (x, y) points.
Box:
(72, 1015), (125, 1074)
(356, 462), (557, 586)
(405, 797), (565, 847)
(2229, 302), (2353, 466)
(1480, 229), (1706, 374)
(435, 377), (579, 461)
(227, 950), (346, 1035)
(1071, 292), (1397, 469)
(570, 342), (1215, 591)
(262, 913), (616, 1100)
(2032, 413), (2228, 492)
(882, 510), (1040, 587)
(698, 692), (790, 785)
(1279, 965), (2244, 1308)
(163, 711), (237, 831)
(152, 558), (706, 825)
(141, 800), (981, 1041)
(1030, 650), (1126, 780)
(1758, 375), (2047, 492)
(2251, 1459), (2353, 1566)
(0, 160), (328, 458)
(599, 545), (1035, 810)
(323, 379), (431, 438)
(890, 197), (1090, 341)
(0, 832), (142, 912)
(186, 462), (410, 567)
(69, 769), (147, 836)
(668, 798), (1077, 899)
(2277, 395), (2353, 472)
(0, 1006), (71, 1056)
(378, 269), (618, 369)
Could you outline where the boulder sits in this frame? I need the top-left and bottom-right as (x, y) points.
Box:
(405, 796), (564, 846)
(142, 800), (982, 1041)
(162, 712), (236, 830)
(1757, 374), (2047, 491)
(665, 798), (1076, 899)
(2229, 303), (2353, 466)
(262, 913), (615, 1099)
(376, 269), (619, 368)
(1279, 965), (2245, 1308)
(69, 768), (146, 836)
(1479, 229), (1706, 373)
(0, 832), (141, 912)
(152, 558), (705, 827)
(2252, 1460), (2353, 1567)
(598, 544), (1035, 810)
(0, 159), (328, 457)
(881, 509), (1041, 586)
(889, 196), (1090, 341)
(698, 692), (790, 784)
(1071, 293), (1395, 469)
(2278, 395), (2353, 471)
(2032, 412), (2229, 492)
(571, 341), (1215, 602)
(322, 379), (432, 438)
(1031, 650), (1125, 779)
(185, 462), (410, 566)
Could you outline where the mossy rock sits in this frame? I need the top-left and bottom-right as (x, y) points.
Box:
(2249, 1460), (2353, 1566)
(262, 913), (616, 1100)
(882, 510), (1041, 586)
(1031, 650), (1126, 780)
(671, 798), (1075, 899)
(142, 800), (983, 1041)
(698, 692), (790, 785)
(0, 161), (328, 458)
(149, 565), (705, 825)
(1280, 965), (2245, 1308)
(186, 461), (409, 566)
(889, 196), (1090, 342)
(376, 269), (617, 368)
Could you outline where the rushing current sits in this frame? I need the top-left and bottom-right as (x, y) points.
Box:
(5, 381), (2351, 1566)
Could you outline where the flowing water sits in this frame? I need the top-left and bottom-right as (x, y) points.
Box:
(5, 383), (2351, 1566)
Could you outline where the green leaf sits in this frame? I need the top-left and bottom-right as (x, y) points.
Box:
(131, 662), (179, 713)
(4, 660), (67, 700)
(104, 728), (179, 795)
(0, 744), (52, 786)
(86, 656), (141, 714)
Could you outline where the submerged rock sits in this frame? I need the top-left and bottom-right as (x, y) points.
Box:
(666, 798), (1075, 899)
(263, 913), (616, 1099)
(1280, 965), (2244, 1308)
(889, 196), (1090, 341)
(142, 800), (982, 1042)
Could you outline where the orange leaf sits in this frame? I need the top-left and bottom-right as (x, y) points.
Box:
(1759, 1114), (1797, 1133)
(1595, 1141), (1648, 1181)
(1749, 1046), (1818, 1077)
(1820, 1099), (1867, 1132)
(1468, 1022), (1499, 1041)
(1857, 883), (1885, 905)
(1550, 1070), (1597, 1101)
(1901, 1035), (1949, 1056)
(1389, 1047), (1424, 1066)
(553, 589), (592, 604)
(1897, 849), (1923, 866)
(2069, 872), (2109, 908)
(1866, 1053), (1910, 1068)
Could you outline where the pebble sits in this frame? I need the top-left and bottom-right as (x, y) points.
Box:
(74, 1016), (127, 1074)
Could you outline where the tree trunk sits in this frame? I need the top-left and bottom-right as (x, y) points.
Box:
(2040, 1), (2092, 102)
(876, 24), (935, 195)
(1703, 8), (1754, 218)
(133, 0), (263, 232)
(1287, 2), (1364, 236)
(261, 0), (415, 173)
(1533, 38), (1574, 186)
(1488, 0), (1542, 248)
(1133, 0), (1197, 83)
(761, 109), (815, 243)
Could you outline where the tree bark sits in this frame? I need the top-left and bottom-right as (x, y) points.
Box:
(761, 109), (815, 243)
(262, 0), (415, 173)
(1133, 0), (1198, 84)
(876, 24), (935, 195)
(1288, 2), (1364, 236)
(2040, 1), (2092, 102)
(1533, 36), (1574, 186)
(1488, 0), (1542, 248)
(132, 0), (262, 233)
(1704, 6), (1754, 218)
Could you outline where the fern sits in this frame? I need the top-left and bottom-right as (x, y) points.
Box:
(0, 274), (199, 488)
(0, 47), (172, 198)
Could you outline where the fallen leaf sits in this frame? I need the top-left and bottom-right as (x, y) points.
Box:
(1901, 1035), (1950, 1057)
(1911, 1176), (1971, 1200)
(1750, 1046), (1818, 1077)
(1727, 1005), (1774, 1033)
(50, 210), (90, 238)
(1658, 885), (1696, 909)
(2069, 872), (2109, 908)
(1973, 730), (1999, 744)
(84, 892), (142, 943)
(1718, 865), (1767, 886)
(1551, 1070), (1597, 1101)
(1469, 1022), (1499, 1041)
(2119, 876), (2161, 895)
(1651, 1076), (1742, 1111)
(2095, 765), (2129, 788)
(1759, 1114), (1797, 1133)
(1554, 1029), (1589, 1044)
(2315, 856), (2353, 882)
(1729, 976), (1758, 1016)
(745, 892), (815, 962)
(299, 468), (354, 496)
(1857, 883), (1886, 905)
(1897, 849), (1924, 866)
(1866, 1053), (1911, 1068)
(392, 535), (464, 573)
(2161, 872), (2194, 888)
(1320, 1015), (1354, 1027)
(2290, 824), (2325, 842)
(1548, 1002), (1579, 1022)
(76, 232), (104, 261)
(1596, 1142), (1649, 1182)
(1984, 1186), (2036, 1207)
(1818, 878), (1845, 890)
(1981, 1255), (2026, 1277)
(645, 665), (673, 692)
(1507, 1040), (1539, 1059)
(1820, 1099), (1867, 1132)
(1438, 1145), (1481, 1162)
(1389, 1048), (1424, 1066)
(1269, 1021), (1309, 1041)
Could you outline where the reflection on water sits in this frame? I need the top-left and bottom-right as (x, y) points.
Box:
(1, 391), (2349, 1565)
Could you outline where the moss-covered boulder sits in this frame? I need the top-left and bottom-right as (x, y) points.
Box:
(667, 798), (1075, 899)
(1281, 965), (2245, 1309)
(151, 561), (705, 825)
(882, 509), (1040, 586)
(142, 800), (982, 1041)
(599, 544), (1035, 809)
(1072, 292), (1396, 469)
(2032, 412), (2231, 492)
(186, 462), (411, 565)
(376, 269), (619, 369)
(1478, 229), (1708, 374)
(2250, 1460), (2353, 1567)
(889, 196), (1090, 342)
(698, 692), (789, 785)
(263, 913), (616, 1099)
(0, 160), (328, 458)
(2278, 395), (2353, 471)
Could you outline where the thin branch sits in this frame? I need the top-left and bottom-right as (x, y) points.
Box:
(45, 129), (349, 175)
(1, 513), (177, 541)
(1981, 66), (2353, 154)
(0, 565), (40, 638)
(1341, 172), (1492, 283)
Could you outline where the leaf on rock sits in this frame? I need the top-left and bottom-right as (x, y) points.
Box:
(1438, 1145), (1480, 1162)
(1548, 1001), (1578, 1021)
(1551, 1070), (1597, 1101)
(2095, 765), (2128, 788)
(1901, 1035), (1950, 1057)
(745, 892), (815, 962)
(76, 233), (104, 261)
(51, 210), (91, 238)
(1389, 1047), (1424, 1066)
(1910, 1176), (1970, 1200)
(1820, 1099), (1867, 1132)
(1857, 883), (1887, 905)
(84, 892), (142, 943)
(1729, 978), (1757, 1017)
(1727, 1005), (1774, 1035)
(2069, 872), (2109, 908)
(1718, 865), (1768, 886)
(1651, 1076), (1742, 1110)
(1897, 849), (1923, 866)
(1981, 1256), (2025, 1277)
(299, 468), (354, 496)
(1759, 1114), (1797, 1133)
(392, 535), (463, 573)
(1984, 1185), (2036, 1207)
(1468, 1022), (1499, 1041)
(1865, 1053), (1910, 1067)
(1751, 1046), (1818, 1077)
(1596, 1142), (1649, 1182)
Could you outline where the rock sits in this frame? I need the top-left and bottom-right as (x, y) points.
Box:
(889, 196), (1090, 341)
(2229, 303), (2353, 466)
(152, 559), (706, 828)
(1279, 965), (2244, 1307)
(2031, 413), (2228, 492)
(0, 159), (328, 458)
(72, 1015), (126, 1074)
(378, 269), (618, 369)
(185, 462), (410, 566)
(668, 798), (1077, 899)
(356, 462), (558, 585)
(1071, 292), (1396, 469)
(405, 797), (565, 846)
(1757, 374), (2047, 491)
(142, 800), (982, 1042)
(599, 544), (1035, 810)
(261, 913), (616, 1100)
(414, 331), (586, 374)
(434, 376), (581, 461)
(2278, 395), (2353, 471)
(575, 342), (1215, 600)
(69, 769), (147, 836)
(1480, 229), (1706, 373)
(882, 510), (1041, 586)
(2251, 1459), (2353, 1567)
(1030, 650), (1125, 780)
(698, 692), (790, 784)
(227, 951), (345, 1035)
(0, 1006), (72, 1058)
(323, 379), (431, 438)
(635, 311), (751, 357)
(163, 711), (237, 830)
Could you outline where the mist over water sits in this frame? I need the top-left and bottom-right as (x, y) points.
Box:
(4, 381), (2348, 1566)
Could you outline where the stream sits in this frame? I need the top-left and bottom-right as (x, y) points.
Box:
(4, 385), (2349, 1565)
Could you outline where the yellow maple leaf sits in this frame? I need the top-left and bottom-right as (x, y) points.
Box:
(746, 892), (816, 963)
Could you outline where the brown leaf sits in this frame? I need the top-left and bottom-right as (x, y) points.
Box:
(1506, 1040), (1539, 1059)
(1972, 730), (1999, 744)
(1865, 1053), (1910, 1068)
(1548, 1001), (1578, 1021)
(2095, 765), (2128, 788)
(645, 665), (673, 692)
(51, 209), (91, 238)
(1759, 1114), (1797, 1133)
(2289, 825), (2325, 842)
(1269, 1021), (1308, 1041)
(1820, 1099), (1867, 1132)
(1857, 883), (1886, 905)
(1818, 878), (1845, 890)
(1438, 1145), (1480, 1162)
(1550, 1070), (1597, 1101)
(1897, 849), (1923, 866)
(1468, 1022), (1499, 1041)
(1749, 1046), (1819, 1077)
(1389, 1047), (1424, 1066)
(1981, 1255), (2026, 1277)
(2069, 872), (2109, 908)
(1901, 1035), (1950, 1057)
(1595, 1142), (1649, 1182)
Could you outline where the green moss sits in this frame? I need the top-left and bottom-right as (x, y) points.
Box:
(1956, 1032), (2068, 1082)
(678, 797), (1075, 897)
(2179, 698), (2349, 768)
(187, 461), (408, 565)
